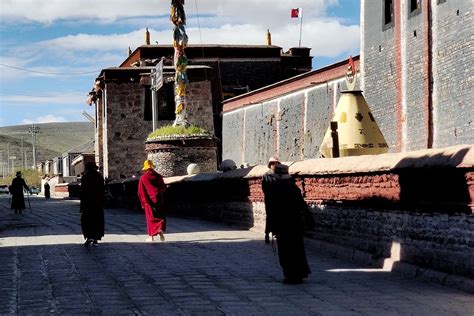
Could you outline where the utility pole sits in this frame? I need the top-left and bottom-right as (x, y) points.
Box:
(28, 123), (40, 170)
(24, 149), (28, 170)
(21, 137), (24, 168)
(0, 151), (3, 178)
(7, 142), (10, 175)
(10, 156), (16, 173)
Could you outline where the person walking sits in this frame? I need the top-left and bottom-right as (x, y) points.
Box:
(80, 162), (105, 247)
(261, 159), (311, 284)
(43, 181), (51, 199)
(138, 159), (167, 242)
(10, 171), (29, 214)
(262, 157), (280, 244)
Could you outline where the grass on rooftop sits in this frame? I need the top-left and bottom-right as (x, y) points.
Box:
(147, 124), (209, 139)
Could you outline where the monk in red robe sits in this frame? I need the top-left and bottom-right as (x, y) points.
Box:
(138, 160), (167, 242)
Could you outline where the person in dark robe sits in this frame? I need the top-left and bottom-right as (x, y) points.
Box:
(80, 162), (105, 247)
(262, 160), (312, 284)
(138, 159), (166, 242)
(10, 171), (29, 214)
(43, 182), (50, 199)
(263, 157), (280, 244)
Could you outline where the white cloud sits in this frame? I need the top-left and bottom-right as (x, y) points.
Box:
(21, 114), (67, 124)
(0, 0), (168, 24)
(1, 92), (86, 105)
(16, 20), (358, 60)
(1, 0), (359, 80)
(1, 0), (338, 24)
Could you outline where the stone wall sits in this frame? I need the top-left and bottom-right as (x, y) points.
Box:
(102, 78), (213, 180)
(145, 137), (218, 177)
(222, 75), (361, 167)
(405, 6), (427, 151)
(104, 82), (152, 180)
(362, 0), (474, 151)
(362, 0), (400, 151)
(162, 145), (474, 290)
(432, 1), (474, 147)
(185, 80), (214, 132)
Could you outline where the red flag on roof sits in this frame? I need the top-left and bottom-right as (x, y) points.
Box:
(291, 8), (301, 18)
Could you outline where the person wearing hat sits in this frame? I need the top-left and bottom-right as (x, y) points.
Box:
(138, 160), (167, 242)
(261, 157), (312, 284)
(10, 171), (29, 214)
(262, 157), (280, 243)
(80, 162), (105, 247)
(43, 179), (51, 199)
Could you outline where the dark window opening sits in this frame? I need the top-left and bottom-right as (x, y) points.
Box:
(383, 0), (394, 30)
(143, 82), (175, 121)
(437, 0), (446, 4)
(157, 82), (176, 120)
(144, 88), (152, 121)
(410, 0), (419, 11)
(409, 0), (421, 18)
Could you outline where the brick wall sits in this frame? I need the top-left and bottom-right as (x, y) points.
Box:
(243, 101), (278, 165)
(362, 0), (400, 151)
(222, 74), (361, 166)
(432, 1), (474, 147)
(362, 1), (474, 151)
(405, 8), (427, 150)
(185, 80), (214, 132)
(102, 79), (213, 180)
(222, 110), (244, 164)
(145, 137), (218, 177)
(104, 82), (152, 180)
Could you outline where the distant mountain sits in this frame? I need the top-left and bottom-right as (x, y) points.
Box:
(0, 122), (94, 167)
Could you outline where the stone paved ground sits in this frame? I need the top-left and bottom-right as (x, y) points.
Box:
(0, 196), (472, 315)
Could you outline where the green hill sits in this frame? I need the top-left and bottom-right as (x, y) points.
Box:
(0, 122), (94, 168)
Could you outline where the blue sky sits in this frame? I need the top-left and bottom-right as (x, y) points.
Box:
(0, 0), (360, 127)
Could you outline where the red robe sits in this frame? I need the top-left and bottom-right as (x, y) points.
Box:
(138, 169), (167, 236)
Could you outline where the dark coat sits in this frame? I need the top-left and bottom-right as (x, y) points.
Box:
(80, 169), (105, 240)
(262, 171), (308, 235)
(261, 170), (312, 281)
(44, 182), (50, 199)
(10, 177), (29, 210)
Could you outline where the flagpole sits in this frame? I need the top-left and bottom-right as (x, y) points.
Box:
(299, 7), (303, 47)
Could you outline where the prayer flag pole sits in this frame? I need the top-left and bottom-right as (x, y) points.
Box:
(299, 8), (304, 47)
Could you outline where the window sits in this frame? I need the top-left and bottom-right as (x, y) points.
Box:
(383, 0), (394, 30)
(157, 82), (175, 120)
(144, 88), (152, 121)
(409, 0), (421, 18)
(437, 0), (447, 4)
(143, 82), (175, 121)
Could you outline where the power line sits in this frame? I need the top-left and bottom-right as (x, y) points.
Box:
(194, 0), (204, 46)
(193, 0), (207, 81)
(0, 63), (99, 76)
